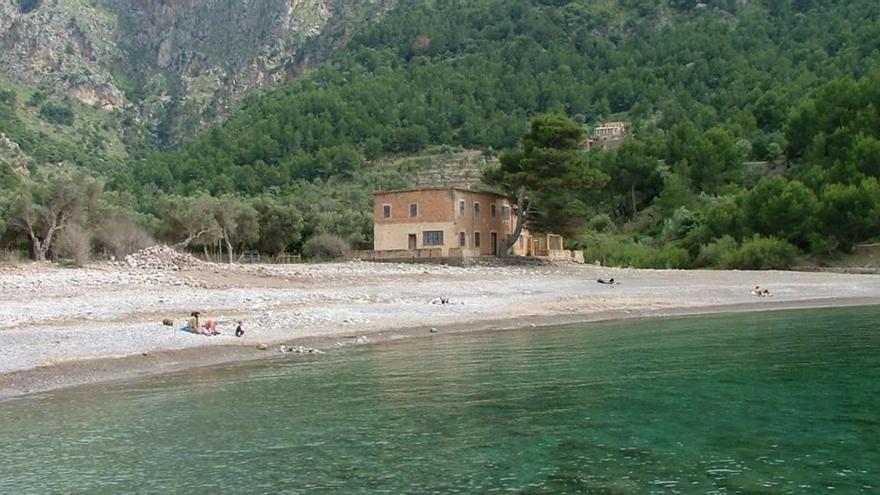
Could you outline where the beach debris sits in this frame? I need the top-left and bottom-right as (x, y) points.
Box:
(256, 343), (268, 350)
(429, 327), (438, 333)
(355, 335), (369, 345)
(162, 318), (174, 326)
(279, 345), (325, 355)
(123, 245), (202, 271)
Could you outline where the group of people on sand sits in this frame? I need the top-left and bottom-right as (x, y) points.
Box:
(751, 285), (773, 297)
(181, 311), (246, 337)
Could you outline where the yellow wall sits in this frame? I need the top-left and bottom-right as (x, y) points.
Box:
(373, 221), (458, 256)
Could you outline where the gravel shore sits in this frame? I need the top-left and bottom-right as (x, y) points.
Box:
(1, 258), (879, 397)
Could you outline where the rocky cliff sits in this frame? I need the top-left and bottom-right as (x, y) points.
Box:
(0, 0), (393, 147)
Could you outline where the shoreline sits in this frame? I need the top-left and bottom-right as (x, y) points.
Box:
(2, 296), (877, 400)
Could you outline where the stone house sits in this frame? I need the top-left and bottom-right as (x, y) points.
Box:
(367, 187), (582, 262)
(592, 121), (628, 150)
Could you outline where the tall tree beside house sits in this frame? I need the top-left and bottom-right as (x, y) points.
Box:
(483, 113), (608, 256)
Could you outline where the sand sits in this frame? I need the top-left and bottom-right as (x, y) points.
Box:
(1, 259), (878, 398)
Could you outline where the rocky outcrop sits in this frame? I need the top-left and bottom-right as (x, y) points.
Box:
(0, 0), (124, 110)
(0, 0), (395, 145)
(0, 132), (29, 173)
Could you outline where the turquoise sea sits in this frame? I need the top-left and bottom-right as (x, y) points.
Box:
(1, 306), (878, 494)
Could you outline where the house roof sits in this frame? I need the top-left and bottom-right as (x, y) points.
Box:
(374, 186), (511, 199)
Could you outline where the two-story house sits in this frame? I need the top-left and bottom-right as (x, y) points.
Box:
(372, 187), (528, 257)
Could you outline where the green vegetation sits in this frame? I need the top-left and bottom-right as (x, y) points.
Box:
(119, 0), (880, 194)
(484, 113), (607, 254)
(2, 0), (879, 267)
(0, 76), (127, 168)
(302, 234), (352, 261)
(38, 102), (75, 126)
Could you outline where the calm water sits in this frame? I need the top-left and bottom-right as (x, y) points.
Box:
(1, 307), (879, 494)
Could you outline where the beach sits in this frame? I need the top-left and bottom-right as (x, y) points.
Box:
(1, 254), (879, 398)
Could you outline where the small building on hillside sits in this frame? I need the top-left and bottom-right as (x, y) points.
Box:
(362, 187), (582, 262)
(591, 121), (628, 150)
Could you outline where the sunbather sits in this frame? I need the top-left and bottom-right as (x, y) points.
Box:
(182, 311), (215, 335)
(202, 319), (219, 335)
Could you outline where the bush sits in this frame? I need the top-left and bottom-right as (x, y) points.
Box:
(56, 224), (92, 267)
(720, 235), (799, 270)
(587, 213), (615, 233)
(39, 102), (75, 126)
(95, 218), (155, 258)
(584, 237), (691, 269)
(302, 233), (351, 260)
(694, 235), (739, 268)
(660, 207), (699, 241)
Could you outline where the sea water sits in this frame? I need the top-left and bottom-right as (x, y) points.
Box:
(1, 306), (878, 494)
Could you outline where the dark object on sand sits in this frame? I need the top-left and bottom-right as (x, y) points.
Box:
(235, 322), (245, 338)
(162, 318), (174, 326)
(597, 278), (617, 285)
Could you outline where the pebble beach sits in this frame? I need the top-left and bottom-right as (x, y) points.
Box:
(1, 246), (879, 397)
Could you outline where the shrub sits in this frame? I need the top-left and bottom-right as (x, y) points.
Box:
(39, 102), (75, 126)
(0, 89), (15, 107)
(587, 213), (615, 233)
(660, 207), (699, 241)
(56, 224), (92, 267)
(651, 245), (691, 269)
(720, 235), (799, 270)
(694, 235), (739, 268)
(1, 249), (25, 264)
(302, 233), (350, 260)
(584, 237), (690, 269)
(95, 218), (155, 258)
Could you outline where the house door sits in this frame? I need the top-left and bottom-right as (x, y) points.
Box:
(408, 234), (417, 250)
(491, 232), (498, 255)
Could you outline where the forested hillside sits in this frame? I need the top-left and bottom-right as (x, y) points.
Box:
(123, 0), (880, 194)
(2, 0), (879, 267)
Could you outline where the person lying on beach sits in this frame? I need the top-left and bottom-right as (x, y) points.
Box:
(751, 286), (773, 297)
(202, 319), (220, 335)
(181, 311), (217, 336)
(597, 278), (617, 285)
(235, 321), (245, 338)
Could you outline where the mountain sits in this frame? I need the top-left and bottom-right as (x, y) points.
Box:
(1, 0), (879, 267)
(0, 0), (394, 157)
(128, 0), (880, 195)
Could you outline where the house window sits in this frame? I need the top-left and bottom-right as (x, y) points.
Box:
(409, 203), (418, 218)
(459, 200), (465, 216)
(459, 232), (466, 247)
(502, 206), (511, 221)
(474, 232), (481, 248)
(383, 205), (391, 218)
(474, 202), (481, 217)
(491, 204), (497, 217)
(423, 231), (444, 246)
